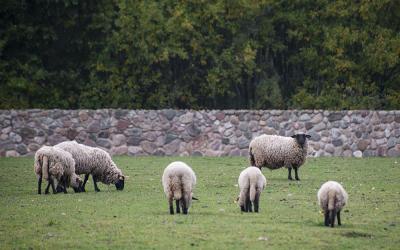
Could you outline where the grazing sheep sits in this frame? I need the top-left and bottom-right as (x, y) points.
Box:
(54, 141), (125, 192)
(237, 166), (267, 213)
(34, 146), (82, 194)
(162, 161), (196, 215)
(249, 133), (311, 180)
(317, 181), (348, 227)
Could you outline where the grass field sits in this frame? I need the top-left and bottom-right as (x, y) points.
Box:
(0, 156), (399, 249)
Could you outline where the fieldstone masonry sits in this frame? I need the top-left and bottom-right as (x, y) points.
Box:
(0, 110), (399, 157)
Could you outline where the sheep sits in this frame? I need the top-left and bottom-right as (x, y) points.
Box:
(162, 161), (197, 215)
(237, 166), (267, 213)
(34, 146), (83, 194)
(249, 133), (311, 181)
(317, 181), (348, 227)
(54, 141), (125, 192)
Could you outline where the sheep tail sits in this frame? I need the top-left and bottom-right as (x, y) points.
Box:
(328, 190), (335, 211)
(42, 155), (49, 181)
(249, 183), (257, 202)
(172, 176), (182, 200)
(249, 147), (256, 166)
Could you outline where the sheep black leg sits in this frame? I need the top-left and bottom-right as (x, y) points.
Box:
(244, 196), (249, 212)
(38, 176), (42, 194)
(176, 200), (181, 214)
(288, 167), (293, 180)
(92, 176), (100, 192)
(82, 174), (89, 192)
(246, 197), (252, 212)
(50, 179), (57, 194)
(254, 193), (260, 213)
(45, 181), (51, 194)
(329, 210), (336, 228)
(324, 211), (329, 226)
(294, 166), (300, 181)
(182, 199), (188, 215)
(169, 197), (174, 215)
(63, 178), (68, 194)
(337, 210), (341, 226)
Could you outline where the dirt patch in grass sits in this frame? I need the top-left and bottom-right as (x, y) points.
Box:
(342, 231), (373, 238)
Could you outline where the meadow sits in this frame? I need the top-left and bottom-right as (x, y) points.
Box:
(0, 156), (399, 249)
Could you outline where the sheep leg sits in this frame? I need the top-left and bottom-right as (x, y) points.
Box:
(337, 210), (341, 226)
(324, 211), (329, 226)
(50, 178), (57, 194)
(254, 192), (260, 213)
(92, 176), (100, 192)
(62, 177), (68, 194)
(245, 195), (252, 212)
(288, 167), (293, 180)
(182, 198), (188, 215)
(169, 196), (174, 215)
(81, 174), (90, 192)
(176, 200), (181, 214)
(37, 176), (42, 194)
(293, 167), (299, 180)
(329, 210), (336, 228)
(45, 181), (50, 194)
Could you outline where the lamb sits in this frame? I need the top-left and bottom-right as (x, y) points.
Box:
(54, 141), (125, 192)
(317, 181), (348, 227)
(249, 133), (311, 180)
(237, 166), (267, 212)
(162, 161), (197, 215)
(34, 146), (82, 194)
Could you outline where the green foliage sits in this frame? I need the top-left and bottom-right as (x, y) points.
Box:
(1, 0), (399, 109)
(0, 156), (399, 249)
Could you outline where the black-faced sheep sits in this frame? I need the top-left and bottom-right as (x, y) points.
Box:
(249, 133), (311, 180)
(34, 146), (82, 194)
(54, 141), (125, 192)
(162, 161), (196, 215)
(317, 181), (348, 227)
(237, 166), (266, 212)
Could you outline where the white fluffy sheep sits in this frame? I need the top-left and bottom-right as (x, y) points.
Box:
(249, 133), (311, 180)
(317, 181), (348, 227)
(237, 166), (267, 212)
(54, 141), (125, 192)
(34, 146), (82, 194)
(162, 161), (197, 215)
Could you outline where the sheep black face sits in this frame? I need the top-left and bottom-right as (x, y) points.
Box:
(115, 175), (125, 190)
(291, 133), (311, 147)
(73, 178), (83, 193)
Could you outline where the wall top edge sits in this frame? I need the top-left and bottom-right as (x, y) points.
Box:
(1, 109), (399, 112)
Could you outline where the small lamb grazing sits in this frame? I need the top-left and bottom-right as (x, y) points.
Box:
(237, 166), (267, 213)
(249, 133), (311, 180)
(54, 141), (125, 192)
(317, 181), (348, 227)
(34, 146), (82, 194)
(162, 161), (197, 215)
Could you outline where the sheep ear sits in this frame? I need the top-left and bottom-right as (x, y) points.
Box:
(306, 134), (311, 138)
(192, 197), (199, 200)
(119, 176), (124, 181)
(291, 135), (297, 138)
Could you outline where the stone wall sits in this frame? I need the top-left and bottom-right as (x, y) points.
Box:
(0, 109), (399, 157)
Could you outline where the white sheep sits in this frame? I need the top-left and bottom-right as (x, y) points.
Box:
(317, 181), (348, 227)
(237, 166), (266, 212)
(54, 141), (125, 192)
(34, 146), (82, 194)
(162, 161), (197, 215)
(249, 133), (311, 180)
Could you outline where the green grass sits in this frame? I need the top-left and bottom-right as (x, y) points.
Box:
(0, 157), (399, 249)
